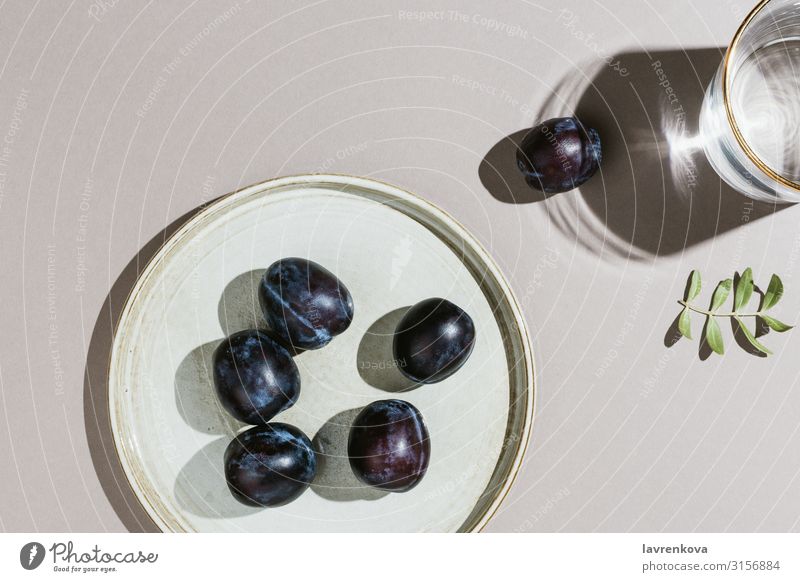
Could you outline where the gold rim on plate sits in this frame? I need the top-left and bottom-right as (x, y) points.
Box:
(107, 174), (535, 533)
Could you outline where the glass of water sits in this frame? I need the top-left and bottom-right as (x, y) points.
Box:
(701, 0), (800, 203)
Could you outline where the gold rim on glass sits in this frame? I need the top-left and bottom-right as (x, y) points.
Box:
(722, 0), (800, 192)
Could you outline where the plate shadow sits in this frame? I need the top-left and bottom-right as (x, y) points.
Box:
(83, 203), (215, 532)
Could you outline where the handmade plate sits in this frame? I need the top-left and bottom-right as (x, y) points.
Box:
(109, 174), (534, 532)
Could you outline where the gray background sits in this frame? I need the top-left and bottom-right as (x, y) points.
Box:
(2, 0), (799, 532)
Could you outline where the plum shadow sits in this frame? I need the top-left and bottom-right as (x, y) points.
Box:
(173, 436), (261, 519)
(480, 48), (782, 260)
(356, 307), (418, 393)
(174, 341), (246, 435)
(217, 269), (267, 337)
(310, 408), (389, 502)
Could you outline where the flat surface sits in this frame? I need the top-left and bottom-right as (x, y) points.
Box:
(109, 176), (521, 532)
(2, 0), (800, 532)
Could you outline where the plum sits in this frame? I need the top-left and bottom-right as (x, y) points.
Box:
(259, 258), (354, 351)
(393, 298), (476, 384)
(516, 116), (602, 194)
(348, 399), (430, 492)
(213, 329), (300, 424)
(224, 423), (317, 507)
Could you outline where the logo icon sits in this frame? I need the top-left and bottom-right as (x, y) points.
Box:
(20, 542), (45, 570)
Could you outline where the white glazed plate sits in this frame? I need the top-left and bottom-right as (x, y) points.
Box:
(109, 174), (534, 532)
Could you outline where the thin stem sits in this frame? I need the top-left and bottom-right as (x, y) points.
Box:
(678, 300), (761, 318)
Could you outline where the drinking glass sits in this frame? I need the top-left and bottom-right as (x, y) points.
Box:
(701, 0), (800, 203)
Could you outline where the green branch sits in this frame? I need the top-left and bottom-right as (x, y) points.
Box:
(675, 269), (793, 356)
(677, 301), (760, 318)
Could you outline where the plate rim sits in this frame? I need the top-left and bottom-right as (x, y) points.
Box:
(107, 173), (535, 533)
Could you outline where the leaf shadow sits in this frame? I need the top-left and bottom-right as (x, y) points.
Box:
(664, 312), (684, 348)
(698, 317), (714, 361)
(755, 316), (771, 339)
(683, 272), (697, 302)
(753, 286), (770, 338)
(730, 318), (769, 358)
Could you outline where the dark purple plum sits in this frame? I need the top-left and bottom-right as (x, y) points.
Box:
(516, 116), (602, 194)
(224, 423), (317, 507)
(393, 298), (476, 384)
(213, 329), (300, 424)
(259, 258), (354, 351)
(348, 400), (430, 492)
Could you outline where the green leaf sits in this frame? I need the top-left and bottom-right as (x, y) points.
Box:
(734, 316), (772, 355)
(710, 279), (733, 311)
(685, 270), (702, 301)
(734, 268), (754, 311)
(678, 308), (692, 339)
(762, 274), (784, 311)
(704, 316), (724, 355)
(761, 314), (793, 333)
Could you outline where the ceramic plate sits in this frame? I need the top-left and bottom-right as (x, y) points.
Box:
(109, 174), (534, 532)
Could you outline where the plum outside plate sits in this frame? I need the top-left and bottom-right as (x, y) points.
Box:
(108, 174), (534, 532)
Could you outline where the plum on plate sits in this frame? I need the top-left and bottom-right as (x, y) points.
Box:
(259, 257), (354, 351)
(516, 116), (602, 194)
(348, 399), (430, 492)
(393, 298), (476, 384)
(224, 423), (317, 507)
(213, 329), (300, 424)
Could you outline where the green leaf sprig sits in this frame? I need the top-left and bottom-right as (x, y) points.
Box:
(677, 268), (793, 356)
